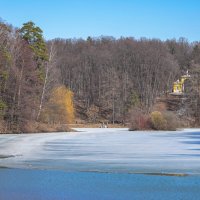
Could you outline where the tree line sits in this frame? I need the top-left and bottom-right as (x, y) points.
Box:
(0, 20), (200, 132)
(52, 36), (200, 125)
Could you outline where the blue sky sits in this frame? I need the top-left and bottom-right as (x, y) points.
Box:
(0, 0), (199, 41)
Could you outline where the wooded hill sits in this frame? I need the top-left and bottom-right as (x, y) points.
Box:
(0, 20), (200, 133)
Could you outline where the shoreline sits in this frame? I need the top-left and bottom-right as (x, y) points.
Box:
(0, 122), (128, 134)
(1, 126), (200, 134)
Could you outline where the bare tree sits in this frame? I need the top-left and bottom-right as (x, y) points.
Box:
(37, 41), (58, 120)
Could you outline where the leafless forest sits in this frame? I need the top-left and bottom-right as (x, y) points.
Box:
(0, 20), (200, 133)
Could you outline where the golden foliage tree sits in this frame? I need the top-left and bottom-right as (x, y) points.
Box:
(64, 87), (75, 124)
(47, 86), (75, 124)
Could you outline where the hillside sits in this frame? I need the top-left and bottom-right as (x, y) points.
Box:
(0, 20), (200, 133)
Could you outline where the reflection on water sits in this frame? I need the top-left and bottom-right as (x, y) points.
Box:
(0, 128), (200, 174)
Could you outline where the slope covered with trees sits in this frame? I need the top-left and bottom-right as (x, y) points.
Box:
(0, 19), (200, 133)
(52, 37), (200, 126)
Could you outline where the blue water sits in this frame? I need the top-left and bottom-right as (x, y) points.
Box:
(0, 168), (200, 200)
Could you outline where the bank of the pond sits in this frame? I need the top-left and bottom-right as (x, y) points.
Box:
(0, 122), (74, 134)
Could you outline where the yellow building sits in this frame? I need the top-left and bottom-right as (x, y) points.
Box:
(173, 71), (190, 94)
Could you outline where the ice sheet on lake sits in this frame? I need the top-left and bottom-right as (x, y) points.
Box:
(1, 128), (200, 174)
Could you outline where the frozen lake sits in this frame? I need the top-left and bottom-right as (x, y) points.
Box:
(1, 128), (200, 199)
(1, 128), (200, 174)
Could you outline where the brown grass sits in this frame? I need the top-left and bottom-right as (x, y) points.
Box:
(34, 122), (72, 133)
(0, 121), (73, 134)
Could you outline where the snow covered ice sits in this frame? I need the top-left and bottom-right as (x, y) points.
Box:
(1, 128), (200, 174)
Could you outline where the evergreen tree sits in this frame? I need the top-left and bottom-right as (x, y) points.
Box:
(19, 21), (48, 65)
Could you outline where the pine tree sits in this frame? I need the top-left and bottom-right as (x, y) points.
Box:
(19, 21), (48, 63)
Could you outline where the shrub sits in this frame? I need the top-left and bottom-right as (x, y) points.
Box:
(129, 109), (179, 131)
(129, 108), (151, 131)
(150, 111), (167, 130)
(163, 111), (178, 131)
(150, 111), (178, 131)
